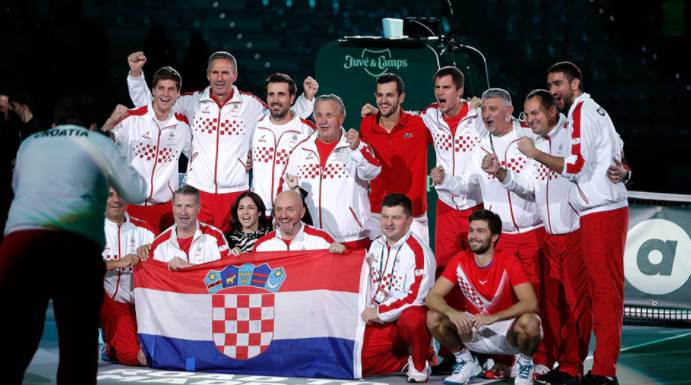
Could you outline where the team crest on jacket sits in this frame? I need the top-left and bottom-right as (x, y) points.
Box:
(205, 263), (286, 360)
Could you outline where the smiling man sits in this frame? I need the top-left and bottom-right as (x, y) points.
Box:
(102, 66), (192, 233)
(360, 73), (431, 244)
(360, 193), (436, 382)
(250, 73), (315, 216)
(253, 191), (343, 252)
(149, 185), (230, 271)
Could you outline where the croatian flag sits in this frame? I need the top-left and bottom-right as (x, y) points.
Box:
(134, 250), (368, 379)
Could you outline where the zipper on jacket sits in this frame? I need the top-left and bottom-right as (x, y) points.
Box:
(112, 223), (123, 300)
(148, 121), (164, 203)
(213, 108), (222, 194)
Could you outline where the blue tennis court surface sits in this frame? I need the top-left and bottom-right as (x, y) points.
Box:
(22, 303), (691, 384)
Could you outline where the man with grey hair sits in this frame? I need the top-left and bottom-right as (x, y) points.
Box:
(281, 94), (381, 249)
(125, 50), (319, 232)
(431, 87), (545, 302)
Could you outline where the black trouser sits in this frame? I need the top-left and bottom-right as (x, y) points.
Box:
(0, 230), (105, 385)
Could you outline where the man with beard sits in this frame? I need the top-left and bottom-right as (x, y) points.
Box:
(126, 51), (318, 232)
(359, 73), (431, 244)
(102, 66), (192, 233)
(250, 73), (315, 216)
(511, 62), (628, 385)
(253, 191), (344, 252)
(426, 209), (542, 385)
(149, 185), (230, 270)
(482, 90), (590, 385)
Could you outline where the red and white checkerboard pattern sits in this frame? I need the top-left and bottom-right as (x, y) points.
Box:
(211, 293), (275, 360)
(253, 146), (275, 164)
(433, 133), (479, 153)
(133, 143), (175, 163)
(456, 271), (487, 314)
(298, 163), (321, 179)
(274, 148), (291, 166)
(193, 117), (247, 136)
(321, 163), (348, 179)
(534, 163), (557, 181)
(454, 135), (479, 153)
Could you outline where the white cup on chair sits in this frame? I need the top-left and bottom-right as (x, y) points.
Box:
(382, 18), (404, 39)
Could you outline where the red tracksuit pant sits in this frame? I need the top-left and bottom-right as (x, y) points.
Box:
(362, 306), (432, 375)
(100, 293), (141, 365)
(580, 207), (628, 377)
(542, 230), (591, 377)
(127, 202), (172, 234)
(198, 190), (248, 233)
(434, 201), (482, 268)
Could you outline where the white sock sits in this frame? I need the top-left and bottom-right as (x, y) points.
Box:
(518, 353), (533, 365)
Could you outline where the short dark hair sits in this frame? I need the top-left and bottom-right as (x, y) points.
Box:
(230, 191), (271, 231)
(381, 193), (412, 216)
(265, 72), (297, 96)
(53, 95), (96, 127)
(433, 66), (464, 89)
(376, 73), (405, 95)
(173, 185), (200, 203)
(547, 61), (583, 90)
(207, 51), (237, 74)
(469, 209), (502, 236)
(525, 89), (557, 112)
(152, 66), (182, 91)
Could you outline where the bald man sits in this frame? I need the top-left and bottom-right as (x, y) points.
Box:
(253, 191), (345, 253)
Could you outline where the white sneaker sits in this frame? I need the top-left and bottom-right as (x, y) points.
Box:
(406, 356), (430, 383)
(532, 364), (549, 381)
(443, 355), (482, 385)
(514, 357), (535, 385)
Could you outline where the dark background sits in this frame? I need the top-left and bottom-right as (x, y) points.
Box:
(1, 0), (689, 194)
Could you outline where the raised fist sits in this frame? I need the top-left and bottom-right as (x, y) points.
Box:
(127, 51), (147, 77)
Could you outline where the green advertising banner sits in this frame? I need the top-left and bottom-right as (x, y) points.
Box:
(624, 204), (691, 309)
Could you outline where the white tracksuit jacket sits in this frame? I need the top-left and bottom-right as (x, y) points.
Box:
(251, 114), (315, 214)
(103, 214), (155, 303)
(437, 120), (543, 234)
(500, 114), (580, 235)
(420, 102), (486, 210)
(282, 130), (381, 243)
(112, 104), (192, 204)
(365, 230), (436, 323)
(150, 221), (230, 265)
(562, 93), (628, 215)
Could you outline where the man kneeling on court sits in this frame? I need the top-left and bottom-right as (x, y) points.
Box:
(425, 209), (542, 385)
(361, 193), (436, 382)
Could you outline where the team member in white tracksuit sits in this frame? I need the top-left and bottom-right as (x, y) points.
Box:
(251, 73), (314, 216)
(149, 185), (230, 270)
(360, 194), (436, 383)
(281, 95), (381, 249)
(103, 66), (192, 233)
(101, 187), (155, 366)
(126, 51), (318, 232)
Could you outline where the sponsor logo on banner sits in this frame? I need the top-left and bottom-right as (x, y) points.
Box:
(343, 49), (408, 77)
(205, 263), (287, 360)
(624, 218), (691, 295)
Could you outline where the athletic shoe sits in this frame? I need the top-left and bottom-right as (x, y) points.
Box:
(432, 355), (456, 375)
(514, 357), (534, 385)
(536, 369), (580, 385)
(581, 371), (619, 385)
(406, 356), (431, 383)
(533, 364), (550, 380)
(443, 355), (482, 385)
